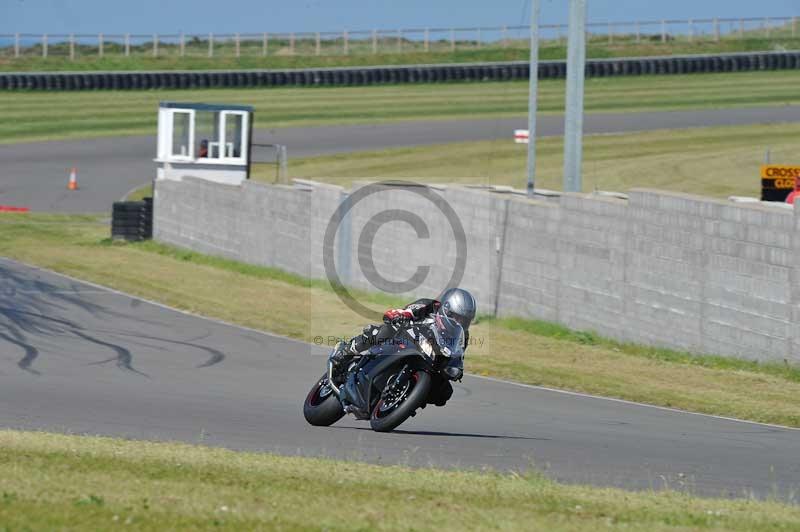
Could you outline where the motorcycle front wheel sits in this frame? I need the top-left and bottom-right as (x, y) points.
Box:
(370, 369), (431, 432)
(303, 374), (345, 426)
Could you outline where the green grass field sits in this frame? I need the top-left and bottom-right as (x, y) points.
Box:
(2, 213), (800, 428)
(2, 70), (799, 144)
(2, 430), (797, 530)
(266, 122), (800, 198)
(2, 36), (797, 72)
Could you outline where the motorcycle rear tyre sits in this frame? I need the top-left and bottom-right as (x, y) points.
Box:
(303, 375), (345, 426)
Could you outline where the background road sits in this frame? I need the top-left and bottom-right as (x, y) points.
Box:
(1, 106), (799, 212)
(0, 257), (798, 501)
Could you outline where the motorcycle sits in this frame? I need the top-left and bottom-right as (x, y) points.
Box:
(303, 316), (464, 432)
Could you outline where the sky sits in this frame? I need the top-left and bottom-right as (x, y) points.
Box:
(1, 0), (797, 35)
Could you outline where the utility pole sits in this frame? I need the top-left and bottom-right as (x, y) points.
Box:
(563, 0), (587, 193)
(526, 0), (541, 197)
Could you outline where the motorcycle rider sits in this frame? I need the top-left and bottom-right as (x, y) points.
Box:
(330, 288), (477, 385)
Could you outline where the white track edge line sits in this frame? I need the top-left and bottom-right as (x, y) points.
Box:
(5, 256), (800, 433)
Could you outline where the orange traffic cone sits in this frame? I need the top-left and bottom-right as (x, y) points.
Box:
(67, 167), (78, 191)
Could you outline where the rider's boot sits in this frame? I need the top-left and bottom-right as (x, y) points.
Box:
(330, 338), (359, 375)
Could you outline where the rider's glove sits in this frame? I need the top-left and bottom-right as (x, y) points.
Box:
(383, 308), (413, 325)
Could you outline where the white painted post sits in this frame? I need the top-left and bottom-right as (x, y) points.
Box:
(713, 18), (720, 42)
(208, 32), (214, 57)
(424, 28), (429, 51)
(69, 34), (75, 60)
(99, 33), (104, 57)
(290, 32), (295, 54)
(397, 29), (402, 52)
(13, 33), (19, 58)
(527, 0), (541, 197)
(450, 28), (455, 51)
(635, 21), (640, 43)
(263, 33), (268, 56)
(124, 33), (130, 56)
(661, 20), (666, 43)
(180, 33), (185, 57)
(235, 33), (240, 57)
(315, 32), (320, 55)
(42, 34), (48, 58)
(372, 29), (377, 54)
(563, 0), (587, 193)
(153, 33), (158, 57)
(343, 30), (348, 55)
(608, 22), (612, 44)
(766, 17), (771, 38)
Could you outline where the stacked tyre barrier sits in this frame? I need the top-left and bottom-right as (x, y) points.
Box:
(111, 198), (153, 242)
(2, 51), (799, 91)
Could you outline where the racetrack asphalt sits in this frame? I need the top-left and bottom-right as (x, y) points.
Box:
(1, 257), (798, 501)
(2, 105), (800, 212)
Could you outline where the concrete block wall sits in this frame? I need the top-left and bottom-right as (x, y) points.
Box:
(153, 177), (800, 364)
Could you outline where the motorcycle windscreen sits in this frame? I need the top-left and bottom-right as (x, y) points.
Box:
(431, 313), (465, 358)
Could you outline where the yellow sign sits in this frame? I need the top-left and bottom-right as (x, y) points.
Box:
(760, 165), (800, 180)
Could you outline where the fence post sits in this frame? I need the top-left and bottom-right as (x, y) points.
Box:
(277, 145), (289, 184)
(713, 17), (719, 42)
(765, 17), (771, 38)
(739, 19), (744, 39)
(13, 33), (19, 58)
(635, 21), (640, 43)
(424, 28), (429, 51)
(397, 29), (402, 52)
(262, 33), (268, 56)
(99, 33), (104, 57)
(208, 32), (214, 57)
(477, 27), (481, 48)
(153, 33), (158, 57)
(661, 19), (666, 43)
(502, 25), (507, 47)
(371, 29), (377, 54)
(343, 30), (348, 55)
(69, 34), (75, 60)
(180, 32), (185, 57)
(793, 16), (797, 37)
(450, 28), (455, 51)
(315, 32), (320, 55)
(608, 22), (612, 44)
(687, 19), (693, 43)
(235, 33), (240, 57)
(290, 32), (295, 54)
(42, 34), (48, 58)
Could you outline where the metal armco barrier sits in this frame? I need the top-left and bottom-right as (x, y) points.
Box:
(2, 51), (798, 91)
(111, 198), (153, 241)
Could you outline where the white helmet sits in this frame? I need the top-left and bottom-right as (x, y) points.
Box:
(438, 288), (477, 331)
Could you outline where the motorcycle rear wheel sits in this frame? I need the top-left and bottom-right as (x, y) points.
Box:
(303, 374), (345, 426)
(370, 369), (431, 432)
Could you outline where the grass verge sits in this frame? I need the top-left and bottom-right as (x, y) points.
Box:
(1, 430), (798, 530)
(270, 122), (800, 198)
(1, 70), (799, 144)
(1, 213), (800, 428)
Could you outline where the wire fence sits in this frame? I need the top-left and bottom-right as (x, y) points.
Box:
(0, 16), (798, 61)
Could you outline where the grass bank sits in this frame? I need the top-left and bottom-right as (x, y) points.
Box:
(256, 122), (800, 198)
(1, 70), (799, 144)
(2, 37), (797, 72)
(2, 213), (800, 428)
(1, 430), (797, 530)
